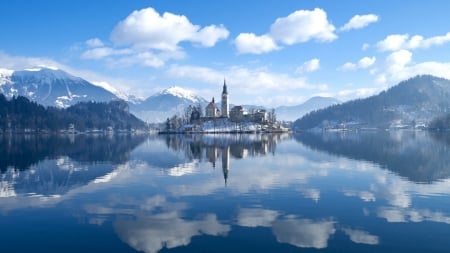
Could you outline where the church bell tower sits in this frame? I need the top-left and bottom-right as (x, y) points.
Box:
(221, 79), (229, 117)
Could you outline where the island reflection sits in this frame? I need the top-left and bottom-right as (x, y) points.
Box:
(158, 134), (289, 184)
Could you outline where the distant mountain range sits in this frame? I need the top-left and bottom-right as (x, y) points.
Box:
(130, 86), (208, 122)
(0, 67), (119, 108)
(0, 67), (338, 123)
(294, 75), (450, 130)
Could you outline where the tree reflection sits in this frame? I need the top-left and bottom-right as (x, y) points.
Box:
(294, 131), (450, 183)
(0, 134), (147, 173)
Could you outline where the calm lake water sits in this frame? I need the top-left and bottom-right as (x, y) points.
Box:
(1, 131), (450, 253)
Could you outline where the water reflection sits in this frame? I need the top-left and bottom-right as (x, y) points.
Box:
(0, 134), (146, 207)
(2, 132), (450, 252)
(294, 131), (450, 183)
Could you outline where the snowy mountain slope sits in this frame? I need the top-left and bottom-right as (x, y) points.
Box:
(130, 86), (208, 122)
(0, 67), (120, 108)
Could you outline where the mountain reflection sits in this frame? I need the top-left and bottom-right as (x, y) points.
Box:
(0, 134), (146, 197)
(294, 131), (450, 183)
(0, 134), (147, 172)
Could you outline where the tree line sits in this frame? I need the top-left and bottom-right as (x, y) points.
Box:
(0, 94), (146, 132)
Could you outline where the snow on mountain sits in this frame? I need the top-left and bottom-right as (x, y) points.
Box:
(0, 68), (14, 85)
(159, 86), (205, 103)
(130, 86), (208, 123)
(0, 67), (120, 108)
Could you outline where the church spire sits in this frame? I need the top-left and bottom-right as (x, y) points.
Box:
(222, 79), (228, 95)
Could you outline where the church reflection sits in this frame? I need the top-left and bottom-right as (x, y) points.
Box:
(161, 134), (289, 185)
(222, 146), (229, 185)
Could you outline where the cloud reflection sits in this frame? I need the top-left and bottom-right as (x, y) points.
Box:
(237, 208), (279, 227)
(115, 213), (230, 253)
(342, 228), (379, 245)
(272, 217), (336, 249)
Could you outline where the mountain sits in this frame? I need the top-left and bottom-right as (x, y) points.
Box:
(294, 75), (450, 130)
(130, 86), (208, 123)
(0, 67), (119, 108)
(276, 96), (340, 121)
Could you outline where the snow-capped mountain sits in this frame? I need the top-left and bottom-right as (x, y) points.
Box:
(276, 96), (340, 121)
(131, 86), (208, 122)
(0, 67), (119, 108)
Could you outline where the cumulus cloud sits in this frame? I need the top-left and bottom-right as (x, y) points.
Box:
(234, 33), (280, 54)
(375, 49), (450, 86)
(377, 32), (450, 52)
(339, 56), (376, 71)
(270, 8), (337, 44)
(234, 8), (336, 54)
(110, 7), (229, 51)
(296, 58), (320, 74)
(80, 7), (228, 68)
(340, 14), (379, 31)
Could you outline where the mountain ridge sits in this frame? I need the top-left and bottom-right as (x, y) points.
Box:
(0, 67), (120, 108)
(294, 75), (450, 130)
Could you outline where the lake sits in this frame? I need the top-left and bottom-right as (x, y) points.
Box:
(1, 131), (450, 253)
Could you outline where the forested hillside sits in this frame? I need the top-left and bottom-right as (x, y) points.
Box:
(0, 94), (146, 132)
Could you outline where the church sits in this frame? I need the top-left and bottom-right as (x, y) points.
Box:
(205, 80), (229, 118)
(203, 80), (269, 124)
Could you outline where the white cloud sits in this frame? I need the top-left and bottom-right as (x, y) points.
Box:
(339, 56), (376, 71)
(377, 32), (450, 51)
(110, 7), (229, 51)
(376, 34), (410, 51)
(81, 47), (133, 60)
(359, 56), (377, 68)
(340, 14), (379, 31)
(234, 33), (280, 54)
(85, 38), (104, 48)
(80, 7), (229, 68)
(0, 51), (62, 70)
(234, 8), (336, 54)
(296, 58), (320, 74)
(165, 64), (328, 106)
(270, 8), (337, 45)
(376, 49), (450, 85)
(362, 43), (370, 51)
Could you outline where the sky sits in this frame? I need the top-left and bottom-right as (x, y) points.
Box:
(1, 0), (450, 106)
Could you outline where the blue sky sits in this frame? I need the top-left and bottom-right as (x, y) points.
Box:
(1, 0), (450, 106)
